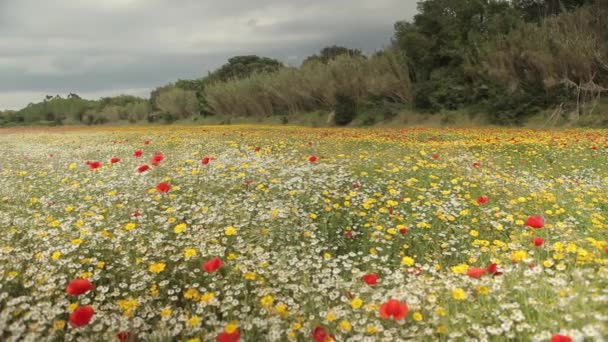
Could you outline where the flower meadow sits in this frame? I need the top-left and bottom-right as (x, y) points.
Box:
(1, 126), (607, 342)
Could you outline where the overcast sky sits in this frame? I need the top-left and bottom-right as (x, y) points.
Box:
(0, 0), (417, 110)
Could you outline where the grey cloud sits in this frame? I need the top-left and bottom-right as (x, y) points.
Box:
(0, 0), (417, 110)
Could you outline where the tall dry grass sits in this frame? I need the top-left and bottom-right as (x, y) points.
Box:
(203, 51), (412, 117)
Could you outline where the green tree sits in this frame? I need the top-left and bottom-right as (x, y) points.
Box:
(210, 55), (283, 82)
(303, 45), (365, 65)
(393, 0), (521, 111)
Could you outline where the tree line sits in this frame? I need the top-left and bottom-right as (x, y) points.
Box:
(1, 0), (606, 127)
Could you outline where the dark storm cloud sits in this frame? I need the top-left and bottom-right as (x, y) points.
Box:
(0, 0), (417, 109)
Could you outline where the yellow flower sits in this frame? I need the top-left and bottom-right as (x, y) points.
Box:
(186, 315), (202, 328)
(186, 338), (201, 342)
(412, 312), (423, 321)
(366, 325), (378, 334)
(51, 251), (62, 260)
(511, 250), (529, 263)
(117, 298), (139, 317)
(71, 238), (83, 245)
(160, 308), (173, 317)
(309, 213), (317, 219)
(260, 295), (274, 307)
(225, 226), (237, 236)
(351, 297), (363, 309)
(339, 320), (352, 332)
(451, 264), (469, 274)
(184, 288), (201, 300)
(200, 292), (215, 303)
(124, 222), (137, 231)
(469, 230), (479, 237)
(452, 288), (467, 301)
(79, 271), (92, 279)
(149, 262), (166, 274)
(275, 303), (289, 317)
(244, 272), (257, 280)
(227, 253), (239, 260)
(401, 256), (415, 266)
(325, 312), (337, 322)
(174, 223), (187, 234)
(53, 320), (66, 330)
(179, 246), (195, 258)
(477, 286), (490, 296)
(225, 321), (239, 333)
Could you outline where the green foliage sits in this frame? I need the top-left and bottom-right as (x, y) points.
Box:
(393, 0), (521, 112)
(210, 55), (283, 82)
(334, 93), (357, 126)
(303, 45), (365, 65)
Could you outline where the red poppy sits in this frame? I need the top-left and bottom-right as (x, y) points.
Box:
(487, 263), (503, 276)
(151, 152), (164, 166)
(217, 330), (240, 342)
(308, 155), (318, 163)
(88, 161), (101, 170)
(550, 335), (572, 342)
(254, 147), (261, 152)
(116, 331), (131, 342)
(110, 157), (121, 164)
(399, 227), (408, 234)
(525, 216), (545, 229)
(133, 150), (143, 157)
(156, 182), (171, 193)
(344, 231), (353, 238)
(137, 165), (150, 173)
(432, 153), (440, 159)
(362, 273), (379, 286)
(533, 237), (545, 247)
(144, 140), (151, 145)
(472, 162), (481, 168)
(379, 299), (408, 320)
(312, 326), (333, 342)
(605, 246), (608, 254)
(352, 182), (361, 188)
(476, 196), (489, 205)
(131, 211), (142, 217)
(69, 305), (95, 327)
(467, 267), (486, 279)
(203, 257), (223, 273)
(202, 156), (211, 165)
(66, 278), (94, 296)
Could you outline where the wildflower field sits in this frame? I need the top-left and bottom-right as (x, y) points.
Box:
(1, 126), (607, 342)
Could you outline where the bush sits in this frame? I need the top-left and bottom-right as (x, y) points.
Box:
(334, 93), (357, 126)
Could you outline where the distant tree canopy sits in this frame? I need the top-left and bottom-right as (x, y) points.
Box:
(303, 45), (365, 65)
(209, 55), (283, 82)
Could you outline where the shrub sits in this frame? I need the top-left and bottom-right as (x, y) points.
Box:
(334, 93), (357, 126)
